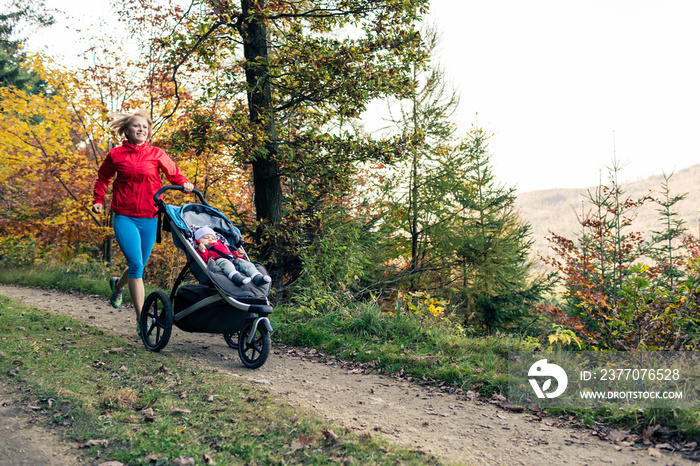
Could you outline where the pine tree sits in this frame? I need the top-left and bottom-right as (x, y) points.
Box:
(648, 172), (688, 289)
(445, 128), (549, 330)
(377, 25), (461, 289)
(0, 1), (54, 93)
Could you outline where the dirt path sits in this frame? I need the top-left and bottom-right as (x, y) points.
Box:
(0, 284), (696, 465)
(0, 380), (82, 465)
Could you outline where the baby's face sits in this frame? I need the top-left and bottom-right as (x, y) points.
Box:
(199, 234), (216, 245)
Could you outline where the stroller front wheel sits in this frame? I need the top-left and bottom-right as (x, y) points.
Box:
(140, 291), (173, 352)
(238, 320), (270, 369)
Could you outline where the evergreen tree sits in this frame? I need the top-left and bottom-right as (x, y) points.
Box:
(648, 172), (688, 289)
(444, 128), (549, 330)
(377, 25), (462, 289)
(372, 30), (548, 329)
(0, 0), (54, 93)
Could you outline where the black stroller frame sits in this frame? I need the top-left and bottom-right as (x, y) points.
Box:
(138, 186), (273, 369)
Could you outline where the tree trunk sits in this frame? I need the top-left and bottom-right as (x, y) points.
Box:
(240, 0), (282, 227)
(409, 64), (420, 290)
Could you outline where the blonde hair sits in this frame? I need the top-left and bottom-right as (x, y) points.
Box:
(108, 109), (153, 140)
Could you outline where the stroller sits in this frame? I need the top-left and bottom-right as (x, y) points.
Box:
(138, 186), (273, 369)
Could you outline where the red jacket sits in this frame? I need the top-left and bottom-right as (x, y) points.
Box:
(93, 141), (190, 218)
(195, 239), (243, 263)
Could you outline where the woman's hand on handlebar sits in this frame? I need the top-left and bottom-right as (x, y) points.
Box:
(183, 182), (194, 192)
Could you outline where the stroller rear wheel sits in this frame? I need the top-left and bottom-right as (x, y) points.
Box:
(238, 320), (270, 369)
(140, 291), (173, 352)
(223, 332), (238, 349)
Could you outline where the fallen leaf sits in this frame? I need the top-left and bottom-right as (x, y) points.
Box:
(290, 434), (317, 451)
(78, 439), (109, 448)
(249, 378), (270, 385)
(615, 441), (635, 447)
(170, 407), (191, 415)
(607, 430), (628, 442)
(141, 408), (156, 423)
(642, 424), (660, 445)
(328, 456), (354, 464)
(322, 429), (339, 443)
(202, 453), (216, 464)
(172, 457), (195, 466)
(647, 447), (663, 458)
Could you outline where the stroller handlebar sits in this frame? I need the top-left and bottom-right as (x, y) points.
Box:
(154, 185), (209, 206)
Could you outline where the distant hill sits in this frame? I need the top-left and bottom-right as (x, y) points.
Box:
(516, 163), (700, 262)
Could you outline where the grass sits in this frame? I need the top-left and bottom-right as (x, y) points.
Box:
(0, 296), (439, 465)
(0, 256), (147, 306)
(273, 304), (523, 398)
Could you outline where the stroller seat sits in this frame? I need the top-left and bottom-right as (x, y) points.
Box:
(206, 259), (272, 306)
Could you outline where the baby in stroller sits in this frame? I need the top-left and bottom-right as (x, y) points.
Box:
(194, 226), (271, 287)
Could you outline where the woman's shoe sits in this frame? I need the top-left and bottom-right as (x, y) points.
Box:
(109, 277), (123, 309)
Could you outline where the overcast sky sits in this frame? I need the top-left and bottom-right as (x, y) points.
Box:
(426, 0), (700, 192)
(27, 0), (700, 193)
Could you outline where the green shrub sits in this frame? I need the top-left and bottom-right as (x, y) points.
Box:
(0, 234), (42, 267)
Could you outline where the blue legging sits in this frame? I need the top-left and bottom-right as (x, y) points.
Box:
(113, 214), (158, 279)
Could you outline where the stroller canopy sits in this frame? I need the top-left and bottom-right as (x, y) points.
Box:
(166, 203), (242, 249)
